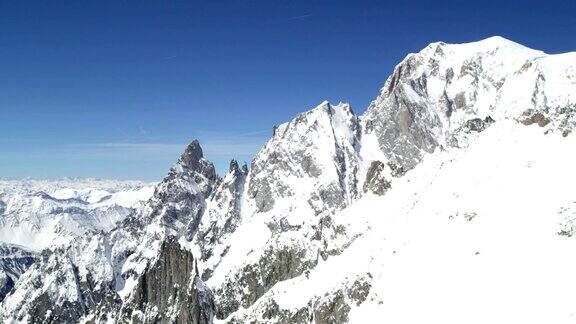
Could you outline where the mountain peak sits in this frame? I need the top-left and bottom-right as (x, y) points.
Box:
(474, 35), (524, 47)
(306, 100), (332, 115)
(318, 100), (331, 108)
(307, 100), (354, 119)
(228, 159), (239, 174)
(439, 36), (545, 58)
(228, 159), (248, 175)
(463, 36), (541, 53)
(162, 139), (218, 198)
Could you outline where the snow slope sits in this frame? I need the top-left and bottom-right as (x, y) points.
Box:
(234, 119), (576, 323)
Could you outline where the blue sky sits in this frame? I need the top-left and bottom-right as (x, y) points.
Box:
(1, 0), (575, 180)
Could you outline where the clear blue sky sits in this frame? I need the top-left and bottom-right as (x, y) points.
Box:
(1, 0), (575, 180)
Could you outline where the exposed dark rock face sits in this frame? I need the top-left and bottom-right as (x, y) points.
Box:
(0, 280), (12, 305)
(120, 237), (214, 324)
(261, 300), (311, 323)
(215, 244), (317, 320)
(224, 274), (372, 323)
(28, 293), (87, 323)
(180, 141), (204, 170)
(448, 116), (495, 148)
(521, 109), (550, 127)
(250, 180), (275, 213)
(387, 161), (407, 178)
(346, 277), (372, 305)
(308, 183), (347, 215)
(0, 244), (36, 302)
(555, 105), (576, 137)
(521, 105), (576, 137)
(363, 54), (441, 172)
(363, 161), (391, 195)
(558, 229), (574, 237)
(313, 276), (372, 324)
(464, 116), (495, 132)
(313, 290), (350, 324)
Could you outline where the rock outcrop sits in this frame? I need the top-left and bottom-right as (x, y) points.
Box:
(119, 237), (214, 324)
(0, 243), (36, 303)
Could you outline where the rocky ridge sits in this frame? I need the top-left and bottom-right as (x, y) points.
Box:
(0, 243), (36, 303)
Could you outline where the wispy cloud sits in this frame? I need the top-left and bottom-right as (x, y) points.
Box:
(94, 142), (183, 152)
(264, 13), (314, 25)
(286, 13), (313, 21)
(84, 130), (270, 161)
(2, 131), (271, 177)
(201, 138), (265, 156)
(228, 129), (270, 137)
(178, 129), (271, 157)
(89, 138), (264, 158)
(137, 126), (149, 136)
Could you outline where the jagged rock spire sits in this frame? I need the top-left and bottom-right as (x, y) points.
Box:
(180, 139), (204, 170)
(166, 139), (219, 198)
(228, 159), (249, 176)
(229, 159), (239, 173)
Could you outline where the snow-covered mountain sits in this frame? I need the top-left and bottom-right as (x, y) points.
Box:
(0, 179), (155, 304)
(2, 36), (576, 323)
(0, 243), (35, 303)
(0, 179), (155, 251)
